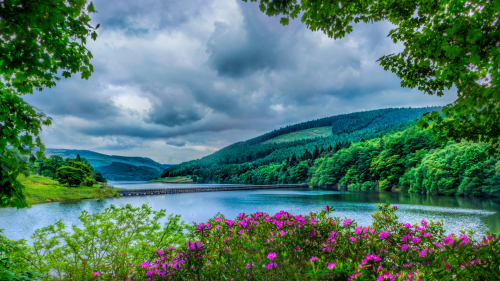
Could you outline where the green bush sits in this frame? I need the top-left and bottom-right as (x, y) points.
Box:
(0, 230), (39, 280)
(12, 204), (187, 281)
(56, 166), (86, 187)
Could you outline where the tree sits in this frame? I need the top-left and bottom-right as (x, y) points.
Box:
(56, 166), (86, 187)
(244, 0), (500, 155)
(0, 0), (99, 208)
(95, 170), (107, 183)
(312, 145), (319, 159)
(41, 155), (64, 180)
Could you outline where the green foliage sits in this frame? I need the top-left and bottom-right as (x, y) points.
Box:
(0, 230), (39, 281)
(37, 155), (104, 187)
(18, 174), (117, 205)
(400, 143), (500, 196)
(94, 170), (107, 183)
(0, 0), (99, 208)
(12, 204), (187, 281)
(244, 0), (500, 155)
(56, 166), (86, 187)
(310, 125), (500, 197)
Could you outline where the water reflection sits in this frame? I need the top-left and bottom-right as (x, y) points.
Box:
(0, 184), (499, 242)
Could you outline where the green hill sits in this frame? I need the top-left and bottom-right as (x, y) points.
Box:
(45, 149), (173, 181)
(162, 107), (441, 181)
(264, 127), (333, 143)
(160, 106), (500, 198)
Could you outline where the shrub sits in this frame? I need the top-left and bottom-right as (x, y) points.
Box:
(13, 204), (187, 281)
(138, 204), (500, 280)
(0, 230), (39, 281)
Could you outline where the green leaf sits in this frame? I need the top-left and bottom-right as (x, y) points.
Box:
(280, 17), (289, 25)
(87, 2), (96, 13)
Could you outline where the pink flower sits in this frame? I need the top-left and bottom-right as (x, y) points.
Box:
(267, 252), (277, 261)
(309, 256), (319, 264)
(343, 219), (352, 226)
(392, 206), (398, 210)
(93, 272), (99, 276)
(266, 262), (278, 270)
(355, 226), (362, 235)
(412, 237), (421, 244)
(327, 263), (337, 269)
(378, 231), (390, 240)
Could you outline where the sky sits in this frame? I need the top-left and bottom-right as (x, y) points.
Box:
(24, 0), (458, 164)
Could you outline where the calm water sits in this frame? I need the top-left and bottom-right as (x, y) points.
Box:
(1, 182), (500, 242)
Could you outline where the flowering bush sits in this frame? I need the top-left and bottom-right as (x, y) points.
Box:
(138, 204), (500, 280)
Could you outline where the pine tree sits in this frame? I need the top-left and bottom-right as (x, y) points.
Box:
(76, 154), (81, 162)
(290, 153), (297, 166)
(313, 145), (319, 159)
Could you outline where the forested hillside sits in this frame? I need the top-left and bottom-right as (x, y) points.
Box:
(162, 107), (500, 198)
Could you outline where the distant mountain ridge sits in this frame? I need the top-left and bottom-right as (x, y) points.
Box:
(45, 149), (174, 181)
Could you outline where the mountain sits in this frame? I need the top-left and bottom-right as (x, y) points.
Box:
(44, 149), (173, 181)
(95, 162), (163, 181)
(161, 106), (441, 181)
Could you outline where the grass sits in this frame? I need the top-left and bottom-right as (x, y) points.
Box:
(149, 176), (193, 183)
(18, 174), (119, 206)
(264, 127), (333, 144)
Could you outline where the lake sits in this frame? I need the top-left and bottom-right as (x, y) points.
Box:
(1, 181), (500, 242)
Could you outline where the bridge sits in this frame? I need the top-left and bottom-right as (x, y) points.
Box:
(116, 184), (309, 196)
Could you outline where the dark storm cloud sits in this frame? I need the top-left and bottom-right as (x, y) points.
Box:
(206, 21), (280, 77)
(165, 139), (188, 147)
(147, 103), (203, 127)
(92, 0), (207, 35)
(24, 0), (458, 164)
(24, 79), (120, 120)
(206, 2), (298, 78)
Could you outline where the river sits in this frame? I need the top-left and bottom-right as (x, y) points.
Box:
(1, 182), (500, 242)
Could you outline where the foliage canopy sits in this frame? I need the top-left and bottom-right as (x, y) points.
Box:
(0, 0), (98, 207)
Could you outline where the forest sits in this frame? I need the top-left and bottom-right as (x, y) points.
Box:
(162, 107), (500, 198)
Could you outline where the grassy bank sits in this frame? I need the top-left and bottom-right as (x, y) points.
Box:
(18, 175), (119, 205)
(149, 176), (193, 183)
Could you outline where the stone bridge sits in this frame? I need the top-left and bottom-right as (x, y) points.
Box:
(117, 184), (309, 196)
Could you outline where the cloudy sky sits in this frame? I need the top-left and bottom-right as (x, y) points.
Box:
(25, 0), (457, 164)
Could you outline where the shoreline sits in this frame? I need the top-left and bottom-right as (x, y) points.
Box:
(17, 175), (120, 206)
